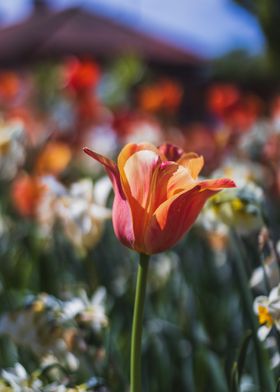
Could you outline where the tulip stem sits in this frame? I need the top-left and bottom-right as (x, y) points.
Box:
(130, 253), (150, 392)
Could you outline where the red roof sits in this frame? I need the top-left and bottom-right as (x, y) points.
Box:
(0, 7), (202, 66)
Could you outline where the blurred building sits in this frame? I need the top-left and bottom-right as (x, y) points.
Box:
(0, 1), (209, 122)
(0, 1), (202, 69)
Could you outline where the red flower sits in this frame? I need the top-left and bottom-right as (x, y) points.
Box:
(12, 174), (44, 217)
(64, 58), (100, 93)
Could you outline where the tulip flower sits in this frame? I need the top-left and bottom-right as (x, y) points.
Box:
(84, 141), (235, 392)
(84, 142), (235, 255)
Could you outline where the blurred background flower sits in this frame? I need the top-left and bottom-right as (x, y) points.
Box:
(0, 0), (279, 390)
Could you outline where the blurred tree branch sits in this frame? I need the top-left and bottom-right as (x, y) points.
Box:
(234, 0), (280, 69)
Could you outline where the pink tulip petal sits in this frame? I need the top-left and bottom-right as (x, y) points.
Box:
(83, 147), (135, 249)
(112, 187), (135, 249)
(158, 143), (184, 161)
(83, 148), (117, 183)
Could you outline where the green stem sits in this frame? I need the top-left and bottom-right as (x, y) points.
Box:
(230, 230), (275, 391)
(130, 253), (150, 392)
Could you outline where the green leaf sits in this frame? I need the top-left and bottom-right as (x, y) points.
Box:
(230, 362), (239, 392)
(237, 330), (253, 382)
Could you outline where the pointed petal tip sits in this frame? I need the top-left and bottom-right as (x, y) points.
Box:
(215, 178), (237, 190)
(83, 147), (103, 162)
(83, 147), (92, 156)
(225, 179), (237, 188)
(83, 147), (117, 176)
(198, 177), (237, 191)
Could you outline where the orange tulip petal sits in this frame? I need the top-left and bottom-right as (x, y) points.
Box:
(144, 178), (236, 254)
(117, 143), (164, 251)
(118, 142), (162, 193)
(177, 155), (204, 179)
(151, 161), (196, 202)
(123, 149), (160, 208)
(198, 178), (236, 191)
(144, 187), (218, 254)
(84, 143), (236, 255)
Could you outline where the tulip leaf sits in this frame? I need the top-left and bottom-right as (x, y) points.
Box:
(230, 330), (253, 392)
(236, 330), (253, 382)
(230, 362), (239, 392)
(276, 378), (280, 392)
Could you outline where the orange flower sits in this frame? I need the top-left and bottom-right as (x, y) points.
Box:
(84, 142), (235, 254)
(12, 174), (44, 217)
(138, 80), (182, 113)
(138, 85), (163, 112)
(160, 80), (183, 111)
(35, 142), (71, 176)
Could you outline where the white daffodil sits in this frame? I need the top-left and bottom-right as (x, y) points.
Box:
(123, 118), (163, 146)
(201, 159), (266, 235)
(253, 285), (280, 340)
(63, 287), (108, 332)
(250, 256), (280, 292)
(205, 181), (264, 234)
(37, 176), (112, 252)
(36, 176), (66, 237)
(0, 119), (26, 180)
(149, 252), (178, 291)
(81, 124), (118, 175)
(1, 363), (42, 392)
(212, 158), (265, 189)
(239, 121), (272, 160)
(0, 290), (108, 370)
(56, 177), (111, 252)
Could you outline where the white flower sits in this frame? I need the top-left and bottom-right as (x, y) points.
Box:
(123, 118), (163, 145)
(205, 182), (264, 234)
(253, 285), (280, 340)
(63, 288), (108, 331)
(36, 176), (65, 237)
(264, 337), (280, 369)
(250, 257), (280, 292)
(1, 363), (42, 391)
(212, 158), (265, 189)
(149, 252), (178, 291)
(37, 176), (112, 252)
(239, 121), (272, 159)
(0, 119), (26, 180)
(202, 159), (266, 234)
(80, 124), (118, 175)
(56, 178), (111, 252)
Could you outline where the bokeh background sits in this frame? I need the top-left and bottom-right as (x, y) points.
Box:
(0, 1), (280, 391)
